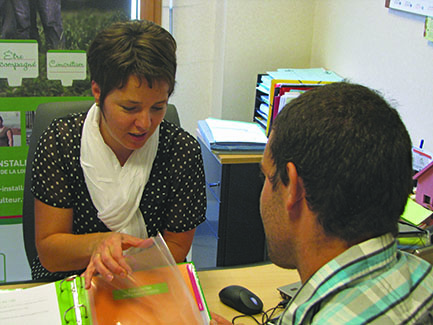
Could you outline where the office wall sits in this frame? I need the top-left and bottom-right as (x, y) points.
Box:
(311, 0), (433, 154)
(163, 0), (315, 133)
(161, 0), (217, 133)
(164, 0), (433, 154)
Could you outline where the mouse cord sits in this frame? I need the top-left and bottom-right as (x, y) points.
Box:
(231, 299), (290, 324)
(231, 313), (262, 324)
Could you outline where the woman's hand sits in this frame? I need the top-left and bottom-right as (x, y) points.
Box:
(82, 232), (148, 289)
(209, 312), (234, 325)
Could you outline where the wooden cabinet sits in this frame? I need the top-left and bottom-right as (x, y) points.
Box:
(191, 137), (266, 269)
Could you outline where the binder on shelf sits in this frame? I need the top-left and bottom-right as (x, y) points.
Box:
(271, 85), (311, 122)
(0, 235), (210, 324)
(254, 68), (344, 136)
(198, 118), (268, 152)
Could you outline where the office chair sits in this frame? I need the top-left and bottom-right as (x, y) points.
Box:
(22, 101), (180, 267)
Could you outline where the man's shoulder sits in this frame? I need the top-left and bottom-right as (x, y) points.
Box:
(314, 253), (433, 323)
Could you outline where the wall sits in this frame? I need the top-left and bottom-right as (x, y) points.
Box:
(162, 0), (315, 133)
(219, 0), (315, 122)
(311, 0), (433, 154)
(166, 0), (433, 156)
(161, 0), (218, 133)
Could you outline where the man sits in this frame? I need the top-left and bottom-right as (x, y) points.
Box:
(212, 82), (433, 324)
(12, 0), (64, 50)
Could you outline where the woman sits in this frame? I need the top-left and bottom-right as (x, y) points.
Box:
(0, 115), (13, 147)
(31, 20), (206, 288)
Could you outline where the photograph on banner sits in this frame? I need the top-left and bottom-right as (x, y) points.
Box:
(0, 0), (130, 96)
(25, 110), (35, 146)
(0, 111), (21, 147)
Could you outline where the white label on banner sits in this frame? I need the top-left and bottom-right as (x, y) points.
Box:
(47, 50), (87, 86)
(0, 40), (39, 87)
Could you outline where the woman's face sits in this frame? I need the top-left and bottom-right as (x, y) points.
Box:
(92, 76), (169, 163)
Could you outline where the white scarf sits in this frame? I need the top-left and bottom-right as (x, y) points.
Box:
(80, 103), (159, 239)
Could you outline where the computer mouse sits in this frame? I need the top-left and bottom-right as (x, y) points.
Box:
(219, 285), (263, 315)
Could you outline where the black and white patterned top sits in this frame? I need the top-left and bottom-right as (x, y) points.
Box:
(30, 112), (206, 281)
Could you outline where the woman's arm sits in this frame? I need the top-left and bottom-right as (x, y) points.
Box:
(6, 129), (13, 146)
(163, 228), (196, 263)
(34, 198), (146, 288)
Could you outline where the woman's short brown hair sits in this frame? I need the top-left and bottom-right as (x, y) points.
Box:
(87, 20), (177, 107)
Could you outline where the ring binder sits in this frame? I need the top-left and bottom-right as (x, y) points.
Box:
(59, 274), (78, 292)
(57, 274), (91, 325)
(0, 234), (210, 324)
(63, 303), (88, 324)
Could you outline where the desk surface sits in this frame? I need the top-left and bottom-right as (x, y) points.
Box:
(198, 263), (300, 323)
(215, 152), (263, 164)
(0, 263), (300, 324)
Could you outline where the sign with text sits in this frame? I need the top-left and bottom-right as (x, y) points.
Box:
(0, 155), (26, 218)
(47, 50), (87, 86)
(387, 0), (433, 17)
(0, 40), (38, 87)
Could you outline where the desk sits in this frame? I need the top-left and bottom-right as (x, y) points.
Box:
(0, 263), (300, 324)
(192, 137), (266, 269)
(198, 263), (300, 324)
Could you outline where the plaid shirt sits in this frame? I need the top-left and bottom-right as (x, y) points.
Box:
(278, 233), (433, 324)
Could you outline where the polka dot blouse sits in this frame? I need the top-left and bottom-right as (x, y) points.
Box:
(30, 112), (206, 281)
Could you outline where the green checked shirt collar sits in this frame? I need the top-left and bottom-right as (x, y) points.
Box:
(278, 233), (433, 324)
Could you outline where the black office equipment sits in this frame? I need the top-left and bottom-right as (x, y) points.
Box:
(219, 285), (263, 315)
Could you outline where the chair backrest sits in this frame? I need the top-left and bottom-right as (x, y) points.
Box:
(22, 101), (180, 266)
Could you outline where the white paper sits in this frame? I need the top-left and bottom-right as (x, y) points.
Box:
(205, 118), (268, 144)
(0, 283), (62, 324)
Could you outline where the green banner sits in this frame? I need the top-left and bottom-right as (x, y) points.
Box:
(0, 96), (92, 224)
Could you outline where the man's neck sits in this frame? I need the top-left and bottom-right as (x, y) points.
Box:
(296, 230), (350, 283)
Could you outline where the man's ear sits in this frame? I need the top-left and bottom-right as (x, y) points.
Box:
(285, 162), (304, 211)
(91, 81), (101, 105)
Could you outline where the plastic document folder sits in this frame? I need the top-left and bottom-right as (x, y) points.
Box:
(0, 234), (210, 324)
(198, 118), (268, 151)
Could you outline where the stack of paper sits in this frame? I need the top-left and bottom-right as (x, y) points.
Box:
(198, 118), (268, 152)
(267, 68), (344, 83)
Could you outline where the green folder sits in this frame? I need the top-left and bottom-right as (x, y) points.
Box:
(400, 198), (433, 226)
